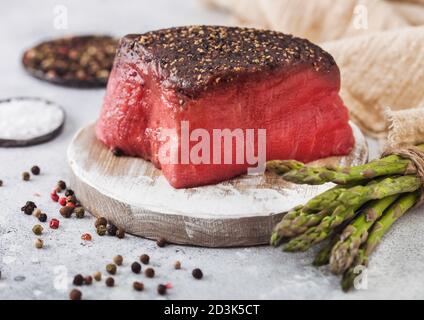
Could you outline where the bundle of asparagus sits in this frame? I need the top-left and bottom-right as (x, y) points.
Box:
(268, 146), (424, 292)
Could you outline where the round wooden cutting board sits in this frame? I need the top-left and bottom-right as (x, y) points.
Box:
(68, 122), (368, 247)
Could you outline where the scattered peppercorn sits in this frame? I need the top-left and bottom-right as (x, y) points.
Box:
(57, 180), (66, 191)
(96, 225), (107, 236)
(105, 277), (115, 287)
(84, 276), (93, 285)
(66, 202), (76, 209)
(69, 289), (82, 300)
(38, 213), (47, 222)
(106, 263), (117, 275)
(140, 254), (150, 265)
(0, 180), (3, 187)
(34, 238), (43, 249)
(21, 201), (37, 215)
(81, 233), (92, 241)
(73, 274), (84, 286)
(174, 261), (181, 270)
(74, 207), (85, 219)
(50, 192), (59, 202)
(66, 195), (77, 204)
(156, 237), (167, 247)
(60, 206), (73, 218)
(106, 223), (117, 236)
(111, 147), (123, 157)
(113, 255), (123, 266)
(131, 262), (141, 274)
(32, 224), (43, 235)
(31, 166), (40, 175)
(192, 268), (203, 280)
(33, 208), (41, 218)
(93, 271), (102, 282)
(59, 197), (67, 206)
(22, 172), (30, 181)
(145, 268), (155, 278)
(94, 217), (107, 228)
(65, 189), (74, 197)
(157, 284), (167, 295)
(133, 281), (144, 291)
(116, 228), (125, 239)
(50, 218), (60, 229)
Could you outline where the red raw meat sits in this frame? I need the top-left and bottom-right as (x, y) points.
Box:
(96, 26), (354, 188)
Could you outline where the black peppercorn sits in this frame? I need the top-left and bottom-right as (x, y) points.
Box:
(84, 276), (93, 285)
(156, 237), (167, 247)
(31, 166), (40, 175)
(73, 274), (84, 286)
(22, 172), (30, 181)
(105, 277), (115, 287)
(94, 217), (108, 228)
(111, 147), (123, 157)
(69, 289), (82, 300)
(21, 201), (37, 215)
(38, 213), (47, 222)
(133, 281), (144, 291)
(116, 228), (125, 239)
(65, 189), (74, 197)
(192, 268), (203, 280)
(0, 180), (3, 187)
(157, 284), (167, 295)
(144, 268), (155, 278)
(107, 223), (118, 236)
(140, 254), (150, 265)
(57, 180), (66, 190)
(131, 262), (141, 274)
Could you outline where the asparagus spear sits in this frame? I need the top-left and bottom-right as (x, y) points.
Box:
(266, 159), (304, 175)
(329, 195), (399, 275)
(283, 176), (421, 252)
(276, 154), (417, 186)
(341, 192), (420, 292)
(313, 234), (341, 267)
(271, 186), (349, 242)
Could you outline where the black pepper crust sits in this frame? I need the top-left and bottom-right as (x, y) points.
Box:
(119, 26), (337, 98)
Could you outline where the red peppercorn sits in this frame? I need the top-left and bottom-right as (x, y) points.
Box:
(50, 218), (60, 229)
(50, 192), (59, 202)
(59, 197), (67, 206)
(81, 233), (92, 241)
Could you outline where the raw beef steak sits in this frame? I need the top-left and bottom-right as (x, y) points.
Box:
(96, 26), (354, 188)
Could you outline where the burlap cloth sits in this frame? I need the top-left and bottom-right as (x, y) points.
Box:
(203, 0), (424, 139)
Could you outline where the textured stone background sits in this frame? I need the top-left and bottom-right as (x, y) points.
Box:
(1, 0), (424, 300)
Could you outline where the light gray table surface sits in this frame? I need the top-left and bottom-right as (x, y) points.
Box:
(1, 0), (423, 300)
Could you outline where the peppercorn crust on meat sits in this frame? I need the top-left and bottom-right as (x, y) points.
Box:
(96, 26), (354, 188)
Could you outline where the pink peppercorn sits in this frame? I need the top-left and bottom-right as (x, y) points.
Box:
(81, 233), (92, 241)
(50, 192), (59, 202)
(59, 197), (67, 206)
(50, 218), (60, 229)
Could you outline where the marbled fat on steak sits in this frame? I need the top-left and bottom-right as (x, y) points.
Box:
(96, 26), (354, 188)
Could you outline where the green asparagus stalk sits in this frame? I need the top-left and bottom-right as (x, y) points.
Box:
(266, 160), (304, 175)
(283, 176), (421, 252)
(341, 192), (420, 292)
(313, 234), (341, 267)
(271, 186), (354, 242)
(329, 195), (399, 275)
(277, 153), (419, 186)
